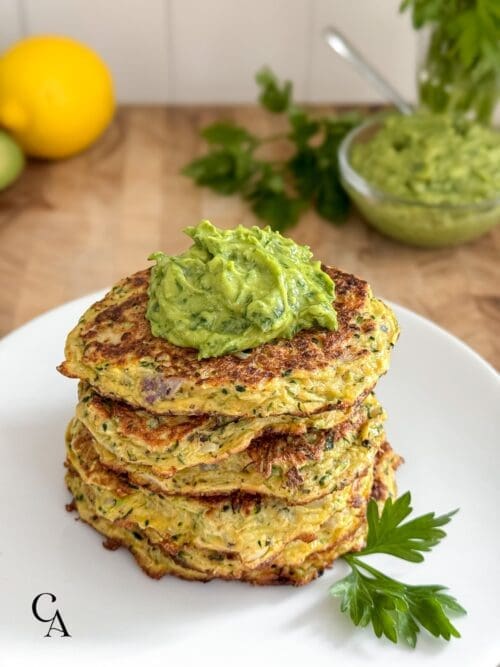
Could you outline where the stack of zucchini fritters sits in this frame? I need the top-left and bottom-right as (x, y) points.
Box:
(58, 265), (401, 585)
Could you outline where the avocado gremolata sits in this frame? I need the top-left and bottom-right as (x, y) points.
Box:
(146, 220), (338, 358)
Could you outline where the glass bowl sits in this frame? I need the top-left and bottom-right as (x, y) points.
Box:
(338, 115), (500, 248)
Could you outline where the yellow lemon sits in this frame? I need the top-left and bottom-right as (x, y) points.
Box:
(0, 35), (115, 159)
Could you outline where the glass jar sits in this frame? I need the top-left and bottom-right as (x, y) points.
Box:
(417, 25), (499, 126)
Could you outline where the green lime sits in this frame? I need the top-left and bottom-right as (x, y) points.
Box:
(0, 130), (24, 190)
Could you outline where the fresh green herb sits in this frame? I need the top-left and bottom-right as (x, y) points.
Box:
(324, 434), (335, 450)
(256, 67), (292, 112)
(330, 492), (465, 647)
(146, 417), (160, 429)
(400, 0), (500, 124)
(183, 68), (361, 231)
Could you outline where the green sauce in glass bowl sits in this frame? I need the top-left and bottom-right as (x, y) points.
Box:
(339, 113), (500, 247)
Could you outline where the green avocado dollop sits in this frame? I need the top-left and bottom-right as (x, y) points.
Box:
(146, 220), (337, 359)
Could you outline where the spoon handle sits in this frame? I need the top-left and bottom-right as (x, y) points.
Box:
(323, 26), (413, 115)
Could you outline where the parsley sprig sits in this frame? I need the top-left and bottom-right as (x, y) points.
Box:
(400, 0), (500, 124)
(330, 492), (466, 647)
(182, 68), (361, 232)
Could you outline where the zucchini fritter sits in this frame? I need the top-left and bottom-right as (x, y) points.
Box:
(67, 442), (400, 585)
(70, 394), (386, 502)
(75, 382), (375, 478)
(58, 267), (399, 418)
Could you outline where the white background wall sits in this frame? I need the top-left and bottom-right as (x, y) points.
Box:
(0, 0), (417, 104)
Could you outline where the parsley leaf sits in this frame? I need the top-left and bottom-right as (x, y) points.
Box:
(400, 0), (500, 123)
(360, 491), (458, 562)
(246, 163), (305, 231)
(182, 68), (361, 231)
(287, 112), (360, 223)
(182, 122), (260, 195)
(182, 149), (256, 195)
(256, 67), (293, 113)
(288, 108), (320, 146)
(330, 491), (466, 647)
(331, 559), (465, 648)
(201, 122), (257, 149)
(250, 191), (305, 232)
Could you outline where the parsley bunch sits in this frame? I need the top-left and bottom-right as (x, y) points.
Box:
(331, 492), (466, 647)
(401, 0), (500, 124)
(182, 68), (361, 232)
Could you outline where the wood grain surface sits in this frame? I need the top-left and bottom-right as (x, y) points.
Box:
(0, 106), (499, 368)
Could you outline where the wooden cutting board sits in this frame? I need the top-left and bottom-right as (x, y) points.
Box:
(0, 106), (498, 368)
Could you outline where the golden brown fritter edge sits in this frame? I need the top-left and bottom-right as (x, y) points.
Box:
(58, 266), (369, 384)
(58, 266), (398, 417)
(70, 388), (385, 495)
(66, 404), (384, 508)
(75, 380), (376, 475)
(65, 443), (402, 586)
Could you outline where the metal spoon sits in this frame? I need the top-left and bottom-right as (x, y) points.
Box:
(323, 26), (413, 115)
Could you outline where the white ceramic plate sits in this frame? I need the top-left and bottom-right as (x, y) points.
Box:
(0, 293), (499, 667)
